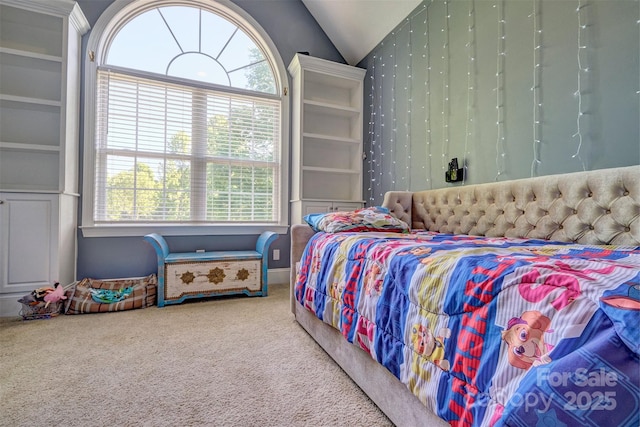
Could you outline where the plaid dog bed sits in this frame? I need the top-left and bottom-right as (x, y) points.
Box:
(64, 274), (157, 314)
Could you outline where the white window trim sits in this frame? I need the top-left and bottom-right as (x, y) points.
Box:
(81, 0), (289, 237)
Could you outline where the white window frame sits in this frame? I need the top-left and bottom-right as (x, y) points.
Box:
(81, 0), (289, 237)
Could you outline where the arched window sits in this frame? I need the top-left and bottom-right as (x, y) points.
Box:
(82, 0), (288, 236)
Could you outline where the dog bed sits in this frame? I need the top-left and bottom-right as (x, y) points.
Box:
(64, 274), (157, 314)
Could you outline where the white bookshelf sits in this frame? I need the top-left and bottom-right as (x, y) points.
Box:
(0, 0), (89, 317)
(288, 54), (366, 223)
(0, 0), (88, 193)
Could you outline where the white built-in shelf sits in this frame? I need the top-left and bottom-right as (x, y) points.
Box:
(0, 0), (89, 194)
(0, 98), (61, 150)
(0, 149), (60, 192)
(289, 54), (366, 222)
(302, 166), (360, 175)
(0, 142), (60, 152)
(0, 2), (64, 56)
(302, 132), (359, 144)
(303, 99), (361, 116)
(0, 51), (62, 102)
(0, 0), (89, 318)
(303, 69), (362, 108)
(0, 188), (62, 194)
(0, 46), (63, 62)
(0, 94), (61, 107)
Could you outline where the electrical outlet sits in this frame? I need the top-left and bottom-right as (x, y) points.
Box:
(273, 249), (280, 261)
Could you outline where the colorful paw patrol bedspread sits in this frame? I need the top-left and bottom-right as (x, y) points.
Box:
(295, 231), (640, 427)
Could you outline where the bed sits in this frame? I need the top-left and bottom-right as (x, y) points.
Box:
(290, 166), (639, 427)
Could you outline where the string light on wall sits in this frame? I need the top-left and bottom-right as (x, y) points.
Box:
(530, 0), (543, 177)
(405, 17), (413, 191)
(390, 33), (397, 189)
(494, 0), (506, 181)
(365, 44), (385, 203)
(463, 0), (476, 185)
(423, 7), (433, 189)
(366, 2), (431, 202)
(441, 0), (451, 173)
(571, 0), (588, 171)
(378, 47), (385, 200)
(367, 54), (378, 204)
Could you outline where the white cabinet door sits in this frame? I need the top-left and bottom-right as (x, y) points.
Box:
(300, 201), (363, 216)
(0, 193), (57, 294)
(301, 201), (334, 216)
(332, 202), (364, 212)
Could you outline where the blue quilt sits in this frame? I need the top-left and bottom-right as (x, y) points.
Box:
(295, 231), (640, 426)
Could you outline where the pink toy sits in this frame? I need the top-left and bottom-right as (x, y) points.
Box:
(44, 282), (67, 308)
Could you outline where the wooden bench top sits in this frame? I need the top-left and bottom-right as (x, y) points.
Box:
(165, 250), (261, 263)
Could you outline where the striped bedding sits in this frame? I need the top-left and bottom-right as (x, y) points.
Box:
(295, 231), (640, 426)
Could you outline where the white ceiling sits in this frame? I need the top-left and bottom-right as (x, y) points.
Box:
(302, 0), (422, 66)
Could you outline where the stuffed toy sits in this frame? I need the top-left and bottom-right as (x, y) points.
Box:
(31, 285), (55, 302)
(43, 282), (67, 308)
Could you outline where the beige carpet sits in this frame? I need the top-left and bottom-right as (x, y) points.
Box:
(0, 283), (392, 427)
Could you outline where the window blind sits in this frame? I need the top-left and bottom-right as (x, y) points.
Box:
(94, 69), (280, 223)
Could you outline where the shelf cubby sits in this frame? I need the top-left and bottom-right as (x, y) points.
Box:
(0, 4), (63, 56)
(302, 169), (361, 201)
(0, 51), (62, 102)
(303, 69), (362, 109)
(302, 135), (361, 171)
(0, 98), (61, 147)
(0, 149), (60, 191)
(302, 103), (360, 140)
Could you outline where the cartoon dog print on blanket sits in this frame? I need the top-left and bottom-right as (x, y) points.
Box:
(501, 310), (553, 370)
(411, 323), (452, 371)
(406, 323), (452, 399)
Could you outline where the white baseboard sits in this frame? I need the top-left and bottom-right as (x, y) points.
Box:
(268, 268), (290, 286)
(0, 268), (292, 318)
(0, 293), (23, 318)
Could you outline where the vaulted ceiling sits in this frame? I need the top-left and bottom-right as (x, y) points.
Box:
(301, 0), (422, 65)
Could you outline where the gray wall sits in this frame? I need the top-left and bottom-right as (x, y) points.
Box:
(74, 0), (640, 280)
(359, 0), (640, 205)
(75, 0), (343, 279)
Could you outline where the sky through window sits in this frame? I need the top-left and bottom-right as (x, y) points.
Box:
(106, 5), (276, 93)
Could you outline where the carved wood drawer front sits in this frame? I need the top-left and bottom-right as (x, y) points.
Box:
(165, 258), (261, 301)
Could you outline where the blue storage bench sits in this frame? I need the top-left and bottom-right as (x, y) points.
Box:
(144, 231), (278, 307)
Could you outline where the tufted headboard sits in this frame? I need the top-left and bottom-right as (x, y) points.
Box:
(382, 166), (639, 245)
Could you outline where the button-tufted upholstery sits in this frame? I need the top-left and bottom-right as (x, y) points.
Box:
(382, 166), (639, 245)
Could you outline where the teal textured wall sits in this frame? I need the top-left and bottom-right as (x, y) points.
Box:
(359, 0), (640, 205)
